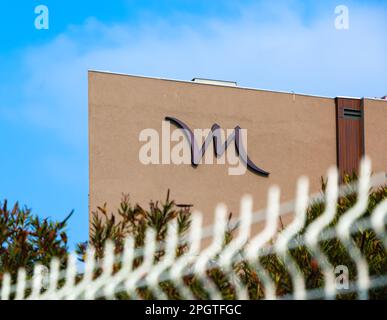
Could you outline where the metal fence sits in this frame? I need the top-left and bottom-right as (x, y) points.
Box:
(1, 157), (386, 300)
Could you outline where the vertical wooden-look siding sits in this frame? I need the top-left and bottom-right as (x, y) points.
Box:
(335, 97), (365, 180)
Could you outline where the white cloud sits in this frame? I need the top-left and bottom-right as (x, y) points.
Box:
(10, 2), (387, 147)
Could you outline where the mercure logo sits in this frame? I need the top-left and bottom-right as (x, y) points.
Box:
(138, 117), (269, 177)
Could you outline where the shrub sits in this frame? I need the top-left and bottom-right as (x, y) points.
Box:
(1, 174), (386, 299)
(81, 177), (387, 299)
(0, 200), (72, 282)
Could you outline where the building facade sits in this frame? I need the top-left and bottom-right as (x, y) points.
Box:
(89, 70), (387, 228)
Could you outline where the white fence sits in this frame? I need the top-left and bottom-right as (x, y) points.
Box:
(1, 157), (386, 300)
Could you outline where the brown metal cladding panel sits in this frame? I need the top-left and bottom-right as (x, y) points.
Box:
(336, 98), (364, 179)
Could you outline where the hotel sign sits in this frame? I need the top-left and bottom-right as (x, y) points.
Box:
(138, 116), (269, 177)
(165, 117), (269, 177)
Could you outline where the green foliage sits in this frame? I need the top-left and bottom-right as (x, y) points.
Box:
(83, 177), (387, 300)
(0, 200), (72, 281)
(77, 190), (192, 263)
(0, 174), (386, 299)
(76, 190), (199, 299)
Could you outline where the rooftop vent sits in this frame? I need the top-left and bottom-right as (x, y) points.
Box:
(191, 78), (237, 87)
(343, 108), (362, 119)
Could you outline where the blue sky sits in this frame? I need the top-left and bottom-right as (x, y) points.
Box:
(0, 0), (386, 250)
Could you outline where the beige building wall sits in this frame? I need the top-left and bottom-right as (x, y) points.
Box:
(89, 71), (339, 229)
(364, 98), (387, 174)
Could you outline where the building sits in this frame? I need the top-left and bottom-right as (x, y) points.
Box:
(88, 70), (387, 229)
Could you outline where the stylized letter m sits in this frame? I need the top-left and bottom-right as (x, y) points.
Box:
(165, 117), (269, 177)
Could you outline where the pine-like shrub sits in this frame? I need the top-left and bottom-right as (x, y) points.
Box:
(80, 177), (387, 299)
(0, 201), (72, 282)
